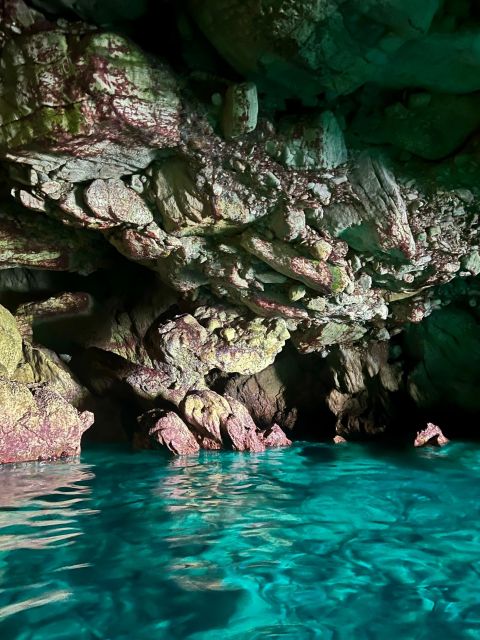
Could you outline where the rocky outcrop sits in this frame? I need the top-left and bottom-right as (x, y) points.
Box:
(136, 392), (291, 455)
(0, 302), (93, 463)
(414, 423), (449, 448)
(1, 0), (480, 456)
(323, 342), (404, 440)
(0, 378), (93, 464)
(0, 304), (23, 376)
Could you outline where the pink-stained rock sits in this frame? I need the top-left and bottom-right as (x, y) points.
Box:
(179, 389), (290, 453)
(0, 378), (93, 464)
(333, 435), (347, 444)
(414, 423), (450, 448)
(0, 208), (113, 274)
(137, 410), (200, 455)
(222, 395), (265, 452)
(261, 423), (292, 448)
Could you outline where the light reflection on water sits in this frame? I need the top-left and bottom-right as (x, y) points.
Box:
(0, 443), (480, 639)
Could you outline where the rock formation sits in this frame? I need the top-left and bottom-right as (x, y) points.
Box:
(414, 423), (450, 448)
(1, 0), (480, 460)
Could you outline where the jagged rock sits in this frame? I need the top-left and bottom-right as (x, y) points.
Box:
(71, 347), (187, 407)
(222, 362), (298, 432)
(222, 82), (258, 139)
(16, 292), (92, 321)
(414, 423), (449, 447)
(179, 388), (289, 452)
(0, 207), (113, 273)
(180, 389), (228, 446)
(266, 112), (347, 170)
(150, 157), (256, 235)
(136, 409), (200, 455)
(0, 304), (23, 375)
(15, 292), (93, 343)
(147, 307), (290, 381)
(261, 423), (292, 448)
(84, 179), (153, 227)
(0, 378), (93, 464)
(222, 395), (265, 452)
(1, 26), (181, 176)
(12, 342), (89, 408)
(323, 342), (403, 439)
(323, 155), (416, 260)
(240, 230), (351, 295)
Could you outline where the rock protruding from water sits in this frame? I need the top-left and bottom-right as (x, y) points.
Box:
(136, 391), (291, 455)
(0, 379), (93, 464)
(414, 423), (449, 448)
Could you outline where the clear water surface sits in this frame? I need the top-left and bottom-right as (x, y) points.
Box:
(1, 442), (480, 639)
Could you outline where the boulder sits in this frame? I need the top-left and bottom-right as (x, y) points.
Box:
(136, 410), (200, 455)
(0, 378), (93, 464)
(414, 423), (449, 447)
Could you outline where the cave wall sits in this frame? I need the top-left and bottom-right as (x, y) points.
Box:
(1, 0), (480, 461)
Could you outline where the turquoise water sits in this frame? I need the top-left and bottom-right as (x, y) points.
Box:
(1, 443), (480, 639)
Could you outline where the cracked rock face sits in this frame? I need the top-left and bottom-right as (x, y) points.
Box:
(1, 0), (480, 458)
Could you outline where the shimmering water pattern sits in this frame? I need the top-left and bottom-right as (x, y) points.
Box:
(1, 443), (480, 639)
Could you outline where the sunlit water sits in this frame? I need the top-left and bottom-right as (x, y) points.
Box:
(1, 443), (480, 639)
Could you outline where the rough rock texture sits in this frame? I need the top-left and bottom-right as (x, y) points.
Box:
(0, 304), (23, 375)
(414, 423), (449, 448)
(0, 378), (93, 464)
(136, 410), (201, 456)
(1, 0), (480, 456)
(135, 392), (290, 454)
(323, 342), (404, 440)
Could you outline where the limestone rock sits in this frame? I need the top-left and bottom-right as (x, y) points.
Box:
(222, 82), (258, 139)
(0, 206), (113, 273)
(323, 155), (416, 260)
(137, 409), (200, 455)
(12, 342), (89, 408)
(0, 379), (93, 464)
(147, 307), (289, 380)
(179, 388), (289, 452)
(414, 423), (449, 447)
(151, 157), (256, 235)
(261, 423), (292, 448)
(1, 26), (181, 177)
(0, 304), (23, 376)
(324, 342), (403, 439)
(266, 112), (347, 170)
(84, 179), (153, 227)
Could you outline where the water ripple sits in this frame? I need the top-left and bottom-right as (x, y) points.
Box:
(0, 443), (480, 639)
